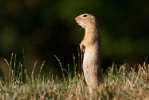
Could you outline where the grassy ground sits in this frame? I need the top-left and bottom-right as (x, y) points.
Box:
(0, 53), (149, 100)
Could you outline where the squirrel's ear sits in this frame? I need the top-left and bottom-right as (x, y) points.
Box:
(90, 16), (95, 22)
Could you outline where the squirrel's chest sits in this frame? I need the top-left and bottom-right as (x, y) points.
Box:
(83, 46), (98, 62)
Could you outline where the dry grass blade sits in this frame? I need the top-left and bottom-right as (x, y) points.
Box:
(0, 53), (149, 99)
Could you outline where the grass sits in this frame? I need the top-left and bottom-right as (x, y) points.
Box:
(0, 52), (149, 100)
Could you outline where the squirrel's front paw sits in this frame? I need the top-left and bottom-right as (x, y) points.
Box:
(80, 43), (85, 53)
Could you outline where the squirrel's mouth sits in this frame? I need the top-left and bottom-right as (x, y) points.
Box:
(75, 18), (87, 29)
(78, 23), (87, 29)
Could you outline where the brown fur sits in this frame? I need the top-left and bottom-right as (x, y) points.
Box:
(75, 13), (103, 93)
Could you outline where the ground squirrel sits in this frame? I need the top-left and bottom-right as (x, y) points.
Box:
(75, 13), (103, 93)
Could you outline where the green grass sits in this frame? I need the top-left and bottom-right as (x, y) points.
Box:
(0, 53), (149, 100)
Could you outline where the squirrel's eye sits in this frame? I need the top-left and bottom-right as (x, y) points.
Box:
(83, 14), (87, 17)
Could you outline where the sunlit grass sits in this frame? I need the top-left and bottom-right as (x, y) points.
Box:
(0, 52), (149, 100)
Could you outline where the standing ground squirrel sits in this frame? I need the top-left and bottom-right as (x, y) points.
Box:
(75, 13), (103, 93)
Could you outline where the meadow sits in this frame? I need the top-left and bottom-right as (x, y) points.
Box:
(0, 53), (149, 100)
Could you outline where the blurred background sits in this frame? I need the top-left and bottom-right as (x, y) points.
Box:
(0, 0), (149, 78)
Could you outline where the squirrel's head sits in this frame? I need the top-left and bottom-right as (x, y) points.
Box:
(75, 13), (96, 29)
